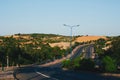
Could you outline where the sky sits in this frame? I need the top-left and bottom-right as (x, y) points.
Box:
(0, 0), (120, 36)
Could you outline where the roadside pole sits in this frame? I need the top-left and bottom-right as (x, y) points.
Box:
(63, 24), (80, 59)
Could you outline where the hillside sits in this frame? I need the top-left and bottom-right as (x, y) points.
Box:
(0, 33), (71, 49)
(0, 33), (71, 66)
(0, 34), (107, 49)
(49, 42), (70, 49)
(75, 36), (107, 42)
(0, 33), (111, 67)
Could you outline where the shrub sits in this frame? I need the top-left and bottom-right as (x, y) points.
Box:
(62, 59), (71, 68)
(102, 56), (117, 72)
(72, 57), (81, 69)
(62, 56), (81, 69)
(79, 58), (95, 71)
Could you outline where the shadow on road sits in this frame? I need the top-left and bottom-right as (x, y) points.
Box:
(14, 66), (120, 80)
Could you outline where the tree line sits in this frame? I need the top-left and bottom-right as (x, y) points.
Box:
(0, 36), (66, 69)
(62, 37), (120, 73)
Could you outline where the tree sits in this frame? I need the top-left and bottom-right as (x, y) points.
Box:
(62, 59), (71, 68)
(102, 56), (117, 72)
(94, 38), (106, 56)
(96, 38), (106, 46)
(0, 46), (6, 71)
(111, 37), (120, 64)
(62, 56), (81, 69)
(2, 37), (22, 66)
(72, 56), (81, 69)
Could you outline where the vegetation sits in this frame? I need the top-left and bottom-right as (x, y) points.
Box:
(62, 59), (71, 68)
(62, 56), (95, 71)
(62, 36), (120, 73)
(1, 34), (120, 73)
(79, 58), (95, 71)
(111, 36), (120, 65)
(94, 37), (120, 72)
(102, 56), (117, 72)
(28, 33), (70, 43)
(0, 34), (69, 69)
(94, 38), (106, 56)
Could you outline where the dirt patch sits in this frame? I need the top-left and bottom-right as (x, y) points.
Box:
(49, 42), (70, 49)
(75, 36), (107, 42)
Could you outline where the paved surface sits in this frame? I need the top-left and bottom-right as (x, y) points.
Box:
(84, 45), (94, 59)
(41, 45), (86, 67)
(0, 70), (14, 80)
(14, 65), (120, 80)
(0, 64), (18, 79)
(14, 44), (120, 80)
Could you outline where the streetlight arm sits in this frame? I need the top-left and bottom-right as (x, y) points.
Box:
(63, 24), (71, 27)
(63, 24), (80, 28)
(72, 25), (80, 27)
(63, 24), (80, 59)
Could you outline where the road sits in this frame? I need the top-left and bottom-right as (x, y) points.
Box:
(14, 65), (120, 80)
(84, 45), (94, 59)
(14, 45), (120, 80)
(70, 45), (85, 60)
(41, 45), (86, 68)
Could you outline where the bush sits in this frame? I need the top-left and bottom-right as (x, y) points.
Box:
(62, 56), (81, 69)
(72, 57), (81, 69)
(79, 58), (95, 71)
(62, 58), (95, 71)
(62, 59), (71, 68)
(102, 56), (117, 72)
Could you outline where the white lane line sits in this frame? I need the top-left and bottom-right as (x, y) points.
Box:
(35, 70), (59, 80)
(36, 71), (50, 78)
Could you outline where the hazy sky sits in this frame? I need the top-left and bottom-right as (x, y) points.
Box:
(0, 0), (120, 36)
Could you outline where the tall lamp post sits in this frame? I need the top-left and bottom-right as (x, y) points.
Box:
(63, 24), (80, 59)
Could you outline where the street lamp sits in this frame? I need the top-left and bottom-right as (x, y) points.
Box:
(63, 24), (80, 59)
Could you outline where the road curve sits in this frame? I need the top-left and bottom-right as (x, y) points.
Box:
(84, 45), (94, 59)
(14, 44), (120, 80)
(14, 65), (120, 80)
(40, 44), (87, 67)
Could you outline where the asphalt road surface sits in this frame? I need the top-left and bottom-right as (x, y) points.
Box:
(14, 65), (120, 80)
(84, 45), (93, 59)
(14, 45), (120, 80)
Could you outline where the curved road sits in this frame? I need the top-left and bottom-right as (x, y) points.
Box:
(84, 45), (94, 59)
(14, 45), (120, 80)
(14, 65), (120, 80)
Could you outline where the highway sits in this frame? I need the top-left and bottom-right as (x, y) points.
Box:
(42, 45), (86, 68)
(70, 45), (85, 59)
(84, 45), (94, 59)
(14, 45), (120, 80)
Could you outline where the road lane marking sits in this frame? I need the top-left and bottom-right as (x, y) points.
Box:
(36, 71), (50, 78)
(35, 70), (59, 80)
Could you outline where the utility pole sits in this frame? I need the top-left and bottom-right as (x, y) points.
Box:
(7, 55), (9, 68)
(63, 24), (79, 59)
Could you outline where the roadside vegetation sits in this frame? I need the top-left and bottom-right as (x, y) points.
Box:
(0, 33), (70, 70)
(62, 56), (95, 71)
(1, 33), (120, 73)
(62, 36), (120, 73)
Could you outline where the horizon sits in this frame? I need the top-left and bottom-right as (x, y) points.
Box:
(1, 32), (119, 37)
(0, 0), (120, 36)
